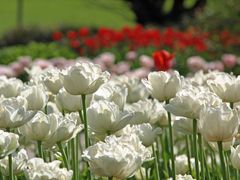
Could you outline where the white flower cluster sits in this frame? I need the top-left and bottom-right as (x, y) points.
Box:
(0, 59), (240, 180)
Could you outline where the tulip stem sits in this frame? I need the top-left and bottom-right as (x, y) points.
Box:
(160, 133), (169, 177)
(198, 133), (204, 179)
(71, 139), (77, 180)
(193, 119), (200, 180)
(152, 143), (161, 180)
(8, 153), (13, 180)
(75, 134), (80, 178)
(186, 135), (192, 175)
(81, 94), (89, 148)
(230, 102), (234, 109)
(37, 141), (44, 159)
(203, 149), (210, 180)
(57, 142), (69, 170)
(166, 100), (175, 180)
(217, 141), (227, 180)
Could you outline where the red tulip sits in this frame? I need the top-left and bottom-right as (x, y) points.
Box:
(153, 50), (174, 71)
(52, 31), (63, 41)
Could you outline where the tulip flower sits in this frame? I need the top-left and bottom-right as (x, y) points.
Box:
(112, 76), (149, 103)
(20, 85), (49, 111)
(0, 76), (23, 98)
(231, 145), (240, 170)
(0, 97), (36, 128)
(40, 68), (63, 94)
(60, 61), (110, 95)
(153, 50), (174, 71)
(25, 158), (73, 180)
(56, 88), (92, 113)
(207, 73), (240, 103)
(82, 134), (150, 179)
(0, 130), (19, 158)
(0, 149), (28, 176)
(88, 100), (132, 139)
(199, 103), (239, 142)
(142, 71), (182, 102)
(93, 82), (127, 110)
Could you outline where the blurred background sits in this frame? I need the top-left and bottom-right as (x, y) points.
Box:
(0, 0), (239, 78)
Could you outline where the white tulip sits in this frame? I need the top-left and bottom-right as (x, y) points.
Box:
(174, 174), (195, 180)
(0, 76), (23, 98)
(207, 73), (240, 102)
(88, 100), (132, 139)
(40, 68), (62, 94)
(175, 155), (189, 175)
(20, 85), (48, 111)
(44, 113), (83, 147)
(93, 82), (127, 110)
(0, 130), (19, 158)
(121, 124), (162, 147)
(60, 61), (110, 95)
(25, 158), (72, 180)
(56, 88), (92, 112)
(199, 103), (239, 142)
(18, 111), (57, 141)
(82, 134), (151, 179)
(124, 100), (151, 125)
(0, 149), (28, 176)
(142, 71), (182, 102)
(173, 117), (193, 135)
(112, 76), (149, 103)
(0, 97), (35, 128)
(124, 99), (168, 125)
(231, 145), (240, 169)
(149, 99), (168, 126)
(165, 85), (222, 119)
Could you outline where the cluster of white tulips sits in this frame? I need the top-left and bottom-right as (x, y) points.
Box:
(0, 60), (240, 180)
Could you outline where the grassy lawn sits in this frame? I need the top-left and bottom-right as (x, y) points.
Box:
(0, 0), (136, 35)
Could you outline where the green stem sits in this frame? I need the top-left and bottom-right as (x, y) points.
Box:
(71, 139), (77, 180)
(186, 135), (192, 175)
(37, 141), (43, 159)
(235, 169), (238, 180)
(230, 102), (234, 109)
(108, 177), (113, 180)
(166, 100), (175, 180)
(217, 141), (227, 180)
(203, 149), (210, 180)
(145, 167), (148, 180)
(57, 142), (69, 170)
(193, 119), (200, 180)
(160, 134), (169, 177)
(198, 133), (204, 180)
(8, 154), (13, 180)
(75, 134), (80, 178)
(224, 151), (231, 180)
(81, 94), (89, 148)
(152, 144), (161, 180)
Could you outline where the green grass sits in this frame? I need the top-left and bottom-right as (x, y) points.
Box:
(0, 0), (136, 35)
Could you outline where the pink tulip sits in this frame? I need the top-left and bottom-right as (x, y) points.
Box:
(207, 61), (224, 71)
(17, 56), (32, 67)
(125, 51), (137, 61)
(99, 52), (115, 66)
(139, 55), (154, 68)
(0, 66), (16, 77)
(222, 54), (237, 68)
(111, 62), (130, 75)
(33, 59), (52, 69)
(10, 62), (25, 76)
(187, 56), (206, 72)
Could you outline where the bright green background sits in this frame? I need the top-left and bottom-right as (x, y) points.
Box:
(0, 0), (135, 35)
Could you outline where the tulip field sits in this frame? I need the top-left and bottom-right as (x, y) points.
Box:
(0, 56), (239, 180)
(0, 1), (240, 179)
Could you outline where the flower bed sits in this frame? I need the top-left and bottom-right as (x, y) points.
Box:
(0, 60), (239, 179)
